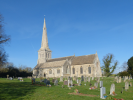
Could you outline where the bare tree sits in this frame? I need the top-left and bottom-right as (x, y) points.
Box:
(122, 61), (128, 72)
(0, 14), (10, 68)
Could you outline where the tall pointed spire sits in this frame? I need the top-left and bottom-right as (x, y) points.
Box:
(41, 18), (49, 49)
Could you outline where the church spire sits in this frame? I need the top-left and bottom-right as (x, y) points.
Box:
(41, 18), (49, 49)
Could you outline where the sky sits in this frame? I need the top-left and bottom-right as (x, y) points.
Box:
(0, 0), (133, 74)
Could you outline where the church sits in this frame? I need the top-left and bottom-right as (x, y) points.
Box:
(33, 18), (102, 78)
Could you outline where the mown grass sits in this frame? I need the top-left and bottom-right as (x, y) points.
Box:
(0, 77), (133, 100)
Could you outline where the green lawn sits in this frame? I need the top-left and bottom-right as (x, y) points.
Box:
(0, 77), (133, 100)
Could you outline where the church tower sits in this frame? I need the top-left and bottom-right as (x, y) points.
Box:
(37, 18), (52, 64)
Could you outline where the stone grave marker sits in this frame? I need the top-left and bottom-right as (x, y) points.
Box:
(7, 75), (9, 79)
(92, 77), (94, 80)
(100, 87), (106, 99)
(52, 79), (55, 83)
(130, 82), (132, 87)
(64, 80), (68, 85)
(9, 77), (13, 80)
(88, 77), (90, 82)
(84, 76), (87, 82)
(100, 81), (103, 88)
(97, 77), (100, 83)
(76, 79), (79, 83)
(78, 80), (81, 86)
(119, 77), (121, 83)
(60, 76), (63, 82)
(73, 76), (76, 81)
(81, 75), (84, 81)
(54, 79), (58, 86)
(94, 82), (98, 88)
(110, 83), (115, 95)
(125, 81), (129, 91)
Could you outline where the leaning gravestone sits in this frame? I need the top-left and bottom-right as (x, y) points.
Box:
(54, 80), (58, 86)
(10, 77), (13, 80)
(110, 83), (115, 95)
(125, 81), (129, 91)
(81, 75), (84, 81)
(60, 76), (63, 82)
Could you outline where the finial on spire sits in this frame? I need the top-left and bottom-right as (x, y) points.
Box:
(96, 51), (97, 54)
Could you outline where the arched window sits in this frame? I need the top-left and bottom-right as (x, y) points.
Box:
(80, 66), (83, 74)
(66, 66), (69, 73)
(57, 69), (60, 74)
(49, 69), (52, 74)
(73, 67), (75, 74)
(88, 66), (91, 74)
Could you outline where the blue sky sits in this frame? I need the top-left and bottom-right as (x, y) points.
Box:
(0, 0), (133, 74)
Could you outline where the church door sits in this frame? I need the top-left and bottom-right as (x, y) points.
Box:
(44, 73), (46, 77)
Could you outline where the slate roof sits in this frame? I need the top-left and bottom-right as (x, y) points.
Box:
(34, 60), (66, 69)
(71, 54), (96, 65)
(46, 56), (74, 62)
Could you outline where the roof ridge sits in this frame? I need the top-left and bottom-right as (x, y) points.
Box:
(47, 55), (74, 60)
(75, 54), (95, 57)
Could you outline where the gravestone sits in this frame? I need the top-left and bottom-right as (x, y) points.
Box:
(60, 76), (63, 82)
(119, 77), (121, 83)
(54, 80), (58, 86)
(97, 77), (100, 83)
(125, 81), (129, 91)
(100, 81), (103, 88)
(76, 79), (79, 83)
(73, 76), (76, 81)
(100, 87), (106, 99)
(10, 77), (13, 80)
(32, 78), (35, 83)
(81, 75), (84, 81)
(94, 82), (98, 88)
(116, 77), (119, 83)
(78, 80), (81, 86)
(7, 75), (9, 79)
(84, 76), (87, 82)
(44, 79), (50, 86)
(110, 83), (115, 95)
(64, 80), (68, 85)
(92, 77), (94, 80)
(88, 77), (90, 82)
(130, 82), (132, 87)
(52, 79), (55, 83)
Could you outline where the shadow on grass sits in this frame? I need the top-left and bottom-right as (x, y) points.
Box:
(0, 82), (39, 100)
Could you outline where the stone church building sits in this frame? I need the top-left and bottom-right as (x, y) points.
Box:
(33, 18), (102, 78)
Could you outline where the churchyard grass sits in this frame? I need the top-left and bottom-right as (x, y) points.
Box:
(0, 77), (133, 100)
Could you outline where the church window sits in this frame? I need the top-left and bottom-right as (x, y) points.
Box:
(88, 66), (91, 74)
(66, 66), (69, 74)
(57, 69), (60, 74)
(80, 66), (83, 74)
(49, 69), (52, 74)
(73, 67), (75, 74)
